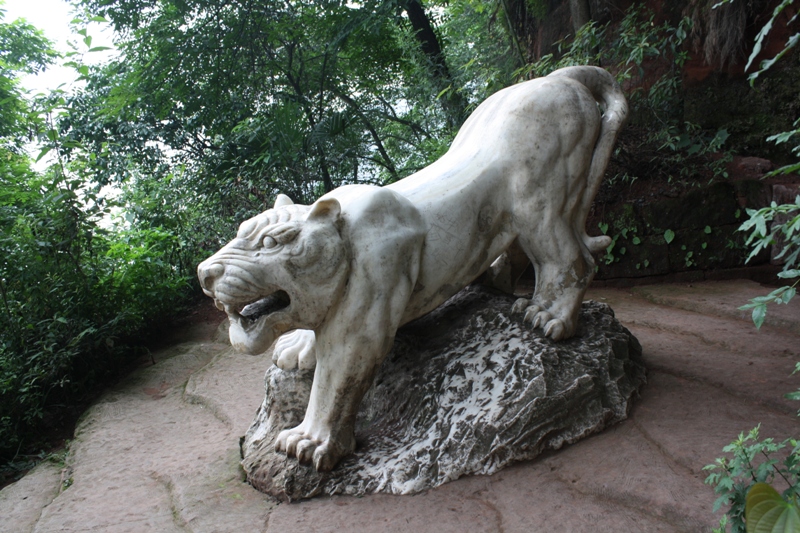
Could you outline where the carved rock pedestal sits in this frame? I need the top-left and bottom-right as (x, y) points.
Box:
(241, 286), (645, 501)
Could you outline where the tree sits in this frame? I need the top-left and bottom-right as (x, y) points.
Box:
(60, 0), (479, 229)
(402, 0), (467, 126)
(0, 7), (197, 468)
(0, 5), (55, 146)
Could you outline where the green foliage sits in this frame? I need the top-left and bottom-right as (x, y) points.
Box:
(0, 166), (194, 462)
(764, 120), (800, 178)
(752, 0), (800, 181)
(708, 4), (800, 531)
(0, 7), (56, 145)
(704, 426), (800, 532)
(61, 0), (471, 210)
(738, 199), (800, 327)
(436, 0), (519, 113)
(742, 0), (799, 84)
(655, 124), (733, 183)
(0, 9), (205, 469)
(519, 5), (691, 124)
(735, 0), (800, 329)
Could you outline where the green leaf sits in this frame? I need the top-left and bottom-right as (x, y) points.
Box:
(664, 229), (675, 244)
(35, 146), (52, 162)
(745, 1), (787, 72)
(766, 131), (797, 145)
(746, 482), (800, 533)
(784, 287), (796, 304)
(767, 162), (800, 178)
(435, 85), (452, 99)
(778, 270), (800, 279)
(752, 304), (767, 329)
(712, 129), (730, 147)
(632, 236), (641, 245)
(705, 225), (712, 234)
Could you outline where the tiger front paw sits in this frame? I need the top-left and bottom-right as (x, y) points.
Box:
(272, 330), (316, 370)
(274, 425), (355, 472)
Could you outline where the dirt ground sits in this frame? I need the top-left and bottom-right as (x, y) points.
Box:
(1, 278), (799, 532)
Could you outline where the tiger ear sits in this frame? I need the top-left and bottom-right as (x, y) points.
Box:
(273, 194), (293, 208)
(306, 198), (341, 223)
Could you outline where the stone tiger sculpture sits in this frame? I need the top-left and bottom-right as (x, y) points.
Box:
(197, 66), (628, 472)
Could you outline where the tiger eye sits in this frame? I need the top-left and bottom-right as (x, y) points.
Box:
(261, 235), (278, 249)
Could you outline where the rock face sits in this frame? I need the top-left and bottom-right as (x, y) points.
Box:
(241, 286), (645, 501)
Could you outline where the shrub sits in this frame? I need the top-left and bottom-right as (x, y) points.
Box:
(0, 168), (193, 466)
(707, 2), (800, 531)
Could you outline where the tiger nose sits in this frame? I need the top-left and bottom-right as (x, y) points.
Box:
(197, 262), (225, 293)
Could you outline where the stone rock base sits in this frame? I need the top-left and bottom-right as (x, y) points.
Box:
(241, 286), (645, 501)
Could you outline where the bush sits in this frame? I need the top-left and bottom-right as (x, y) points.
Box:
(704, 426), (800, 533)
(706, 3), (800, 531)
(0, 168), (194, 466)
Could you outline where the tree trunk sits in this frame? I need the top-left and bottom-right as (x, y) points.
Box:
(500, 0), (539, 64)
(569, 0), (591, 33)
(402, 0), (467, 127)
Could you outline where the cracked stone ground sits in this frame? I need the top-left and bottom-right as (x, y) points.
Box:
(2, 279), (799, 532)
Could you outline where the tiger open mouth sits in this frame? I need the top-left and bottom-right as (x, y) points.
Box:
(237, 290), (291, 323)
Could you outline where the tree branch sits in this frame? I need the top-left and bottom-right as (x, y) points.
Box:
(334, 90), (398, 180)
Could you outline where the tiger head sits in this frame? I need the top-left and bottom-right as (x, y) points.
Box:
(197, 195), (349, 355)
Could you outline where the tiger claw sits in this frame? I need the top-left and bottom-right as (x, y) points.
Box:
(544, 318), (566, 340)
(512, 298), (531, 314)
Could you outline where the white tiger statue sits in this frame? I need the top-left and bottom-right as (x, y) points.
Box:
(197, 66), (628, 472)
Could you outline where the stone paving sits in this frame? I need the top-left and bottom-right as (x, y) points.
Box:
(2, 279), (799, 532)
